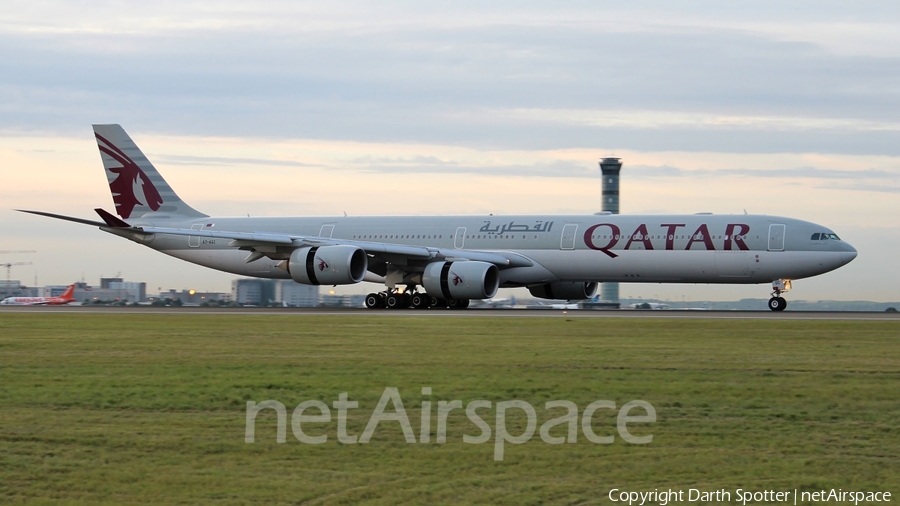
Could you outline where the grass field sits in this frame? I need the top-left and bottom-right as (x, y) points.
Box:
(0, 313), (898, 505)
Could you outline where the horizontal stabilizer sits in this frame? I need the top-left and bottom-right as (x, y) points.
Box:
(94, 208), (132, 228)
(16, 209), (108, 228)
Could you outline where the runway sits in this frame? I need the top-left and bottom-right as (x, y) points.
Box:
(1, 305), (898, 320)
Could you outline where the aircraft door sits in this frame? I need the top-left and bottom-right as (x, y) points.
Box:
(189, 223), (203, 247)
(319, 224), (335, 238)
(454, 227), (466, 249)
(560, 224), (577, 250)
(768, 224), (786, 251)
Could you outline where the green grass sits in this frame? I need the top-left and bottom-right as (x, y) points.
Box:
(0, 313), (898, 504)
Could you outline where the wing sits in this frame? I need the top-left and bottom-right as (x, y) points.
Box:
(137, 223), (534, 268)
(17, 208), (534, 270)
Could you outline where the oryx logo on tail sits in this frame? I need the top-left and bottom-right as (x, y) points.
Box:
(95, 133), (163, 219)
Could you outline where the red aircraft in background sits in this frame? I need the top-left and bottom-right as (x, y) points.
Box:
(0, 284), (76, 306)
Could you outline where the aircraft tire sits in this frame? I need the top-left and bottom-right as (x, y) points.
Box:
(411, 293), (430, 309)
(365, 293), (384, 309)
(777, 297), (787, 311)
(768, 297), (787, 311)
(447, 298), (469, 310)
(386, 294), (403, 309)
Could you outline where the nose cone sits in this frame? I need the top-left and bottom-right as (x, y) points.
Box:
(840, 241), (858, 266)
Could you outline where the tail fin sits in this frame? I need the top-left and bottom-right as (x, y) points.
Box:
(92, 124), (207, 220)
(60, 284), (75, 301)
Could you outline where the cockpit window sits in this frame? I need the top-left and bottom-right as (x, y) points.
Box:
(811, 233), (821, 240)
(826, 233), (840, 240)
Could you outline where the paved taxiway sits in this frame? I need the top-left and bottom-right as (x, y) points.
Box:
(1, 305), (898, 320)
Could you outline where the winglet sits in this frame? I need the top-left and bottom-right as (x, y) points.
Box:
(94, 208), (132, 228)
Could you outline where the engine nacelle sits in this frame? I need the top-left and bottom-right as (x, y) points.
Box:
(528, 282), (598, 300)
(289, 245), (368, 285)
(422, 261), (499, 300)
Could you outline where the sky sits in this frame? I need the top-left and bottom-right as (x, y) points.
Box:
(1, 1), (898, 301)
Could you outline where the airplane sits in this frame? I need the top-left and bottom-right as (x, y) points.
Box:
(470, 296), (516, 309)
(0, 284), (76, 306)
(17, 125), (857, 312)
(626, 302), (672, 310)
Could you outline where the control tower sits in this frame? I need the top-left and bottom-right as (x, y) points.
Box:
(599, 157), (622, 305)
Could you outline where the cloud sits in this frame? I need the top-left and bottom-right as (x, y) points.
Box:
(350, 155), (461, 167)
(355, 159), (592, 178)
(156, 154), (323, 168)
(494, 108), (900, 133)
(165, 150), (900, 188)
(627, 165), (900, 180)
(1, 3), (900, 155)
(818, 182), (900, 194)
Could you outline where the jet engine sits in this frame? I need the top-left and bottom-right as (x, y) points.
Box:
(422, 261), (499, 300)
(288, 245), (368, 285)
(528, 281), (598, 300)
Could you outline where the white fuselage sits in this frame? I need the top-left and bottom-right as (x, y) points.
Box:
(117, 213), (857, 287)
(0, 297), (69, 306)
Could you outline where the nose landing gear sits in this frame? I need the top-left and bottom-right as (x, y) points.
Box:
(768, 296), (787, 311)
(768, 279), (792, 311)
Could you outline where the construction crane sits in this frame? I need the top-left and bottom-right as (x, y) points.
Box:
(0, 251), (37, 285)
(2, 262), (33, 285)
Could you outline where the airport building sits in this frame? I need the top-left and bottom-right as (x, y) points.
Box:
(74, 280), (145, 303)
(40, 285), (76, 298)
(100, 277), (123, 289)
(231, 278), (279, 306)
(155, 289), (231, 305)
(108, 281), (146, 302)
(275, 280), (319, 307)
(232, 278), (321, 306)
(320, 293), (365, 308)
(0, 280), (36, 298)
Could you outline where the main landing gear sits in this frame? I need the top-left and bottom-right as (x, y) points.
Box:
(767, 279), (792, 312)
(364, 288), (469, 310)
